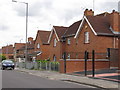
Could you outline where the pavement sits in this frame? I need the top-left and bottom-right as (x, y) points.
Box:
(71, 69), (120, 83)
(15, 68), (119, 89)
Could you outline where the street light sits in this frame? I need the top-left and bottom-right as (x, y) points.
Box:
(12, 0), (28, 63)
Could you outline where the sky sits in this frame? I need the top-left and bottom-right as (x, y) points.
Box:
(0, 0), (119, 48)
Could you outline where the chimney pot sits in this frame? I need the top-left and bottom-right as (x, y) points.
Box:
(84, 9), (94, 16)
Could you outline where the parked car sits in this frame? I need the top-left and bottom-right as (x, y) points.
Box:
(1, 60), (15, 70)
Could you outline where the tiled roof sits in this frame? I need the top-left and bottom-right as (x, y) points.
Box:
(86, 15), (114, 36)
(14, 43), (25, 50)
(64, 20), (82, 37)
(38, 30), (51, 44)
(18, 42), (35, 51)
(53, 26), (68, 39)
(96, 12), (110, 17)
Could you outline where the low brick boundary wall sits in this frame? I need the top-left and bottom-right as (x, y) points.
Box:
(60, 59), (110, 73)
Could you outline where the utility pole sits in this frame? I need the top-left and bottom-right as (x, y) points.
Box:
(12, 0), (28, 63)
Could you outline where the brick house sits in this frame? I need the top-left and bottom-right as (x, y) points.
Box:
(16, 37), (35, 62)
(14, 43), (25, 62)
(34, 9), (119, 63)
(63, 9), (119, 55)
(2, 45), (14, 59)
(34, 30), (51, 60)
(59, 9), (120, 73)
(48, 26), (68, 61)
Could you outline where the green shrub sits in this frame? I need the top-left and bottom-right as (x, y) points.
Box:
(0, 54), (6, 61)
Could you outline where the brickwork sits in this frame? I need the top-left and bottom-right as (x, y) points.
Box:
(49, 31), (62, 61)
(2, 45), (14, 59)
(34, 31), (50, 60)
(60, 60), (110, 73)
(64, 21), (118, 54)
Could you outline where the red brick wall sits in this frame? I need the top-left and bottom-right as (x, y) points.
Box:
(64, 21), (118, 54)
(49, 31), (62, 61)
(2, 45), (14, 59)
(34, 33), (50, 60)
(110, 11), (120, 32)
(14, 43), (25, 51)
(60, 60), (110, 73)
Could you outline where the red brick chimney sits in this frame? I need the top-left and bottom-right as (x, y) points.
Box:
(110, 10), (120, 32)
(28, 37), (33, 43)
(84, 9), (94, 16)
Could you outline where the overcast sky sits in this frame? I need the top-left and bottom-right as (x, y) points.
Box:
(0, 0), (119, 48)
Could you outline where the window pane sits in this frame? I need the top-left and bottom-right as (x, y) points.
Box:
(85, 32), (89, 43)
(37, 43), (40, 48)
(54, 38), (57, 47)
(67, 38), (71, 45)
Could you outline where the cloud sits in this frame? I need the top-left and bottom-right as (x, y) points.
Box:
(13, 0), (53, 17)
(94, 0), (119, 14)
(101, 1), (118, 11)
(1, 0), (120, 48)
(0, 25), (9, 31)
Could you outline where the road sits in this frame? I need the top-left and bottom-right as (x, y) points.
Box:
(2, 70), (101, 89)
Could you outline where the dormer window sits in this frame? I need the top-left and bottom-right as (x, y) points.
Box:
(37, 43), (40, 49)
(84, 32), (89, 43)
(54, 38), (57, 47)
(67, 38), (71, 45)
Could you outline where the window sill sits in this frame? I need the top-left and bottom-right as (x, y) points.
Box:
(84, 43), (90, 44)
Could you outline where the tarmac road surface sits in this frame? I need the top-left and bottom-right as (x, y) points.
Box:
(2, 70), (101, 89)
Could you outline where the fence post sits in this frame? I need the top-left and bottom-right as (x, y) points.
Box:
(46, 62), (48, 70)
(49, 62), (51, 71)
(63, 52), (66, 73)
(39, 61), (41, 70)
(107, 48), (111, 68)
(84, 51), (88, 76)
(92, 50), (95, 77)
(54, 62), (55, 71)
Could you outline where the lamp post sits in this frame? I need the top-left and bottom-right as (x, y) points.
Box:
(12, 0), (28, 63)
(20, 39), (23, 43)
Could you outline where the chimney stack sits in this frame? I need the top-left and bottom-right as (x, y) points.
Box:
(110, 10), (120, 32)
(28, 37), (33, 43)
(84, 9), (94, 16)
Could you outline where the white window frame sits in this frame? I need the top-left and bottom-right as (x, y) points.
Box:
(67, 38), (71, 45)
(84, 32), (89, 43)
(68, 54), (71, 59)
(37, 43), (40, 49)
(54, 38), (57, 47)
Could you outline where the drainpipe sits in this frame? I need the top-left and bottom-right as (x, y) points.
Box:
(113, 37), (116, 48)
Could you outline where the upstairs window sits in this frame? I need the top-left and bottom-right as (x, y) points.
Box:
(67, 38), (71, 45)
(54, 38), (57, 47)
(84, 32), (89, 43)
(37, 43), (40, 49)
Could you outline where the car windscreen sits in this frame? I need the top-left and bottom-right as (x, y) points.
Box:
(3, 61), (14, 64)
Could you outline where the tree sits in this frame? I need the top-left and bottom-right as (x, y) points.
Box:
(0, 54), (6, 61)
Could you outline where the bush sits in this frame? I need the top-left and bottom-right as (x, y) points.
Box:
(0, 54), (6, 61)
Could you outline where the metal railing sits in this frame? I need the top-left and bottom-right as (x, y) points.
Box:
(16, 61), (59, 72)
